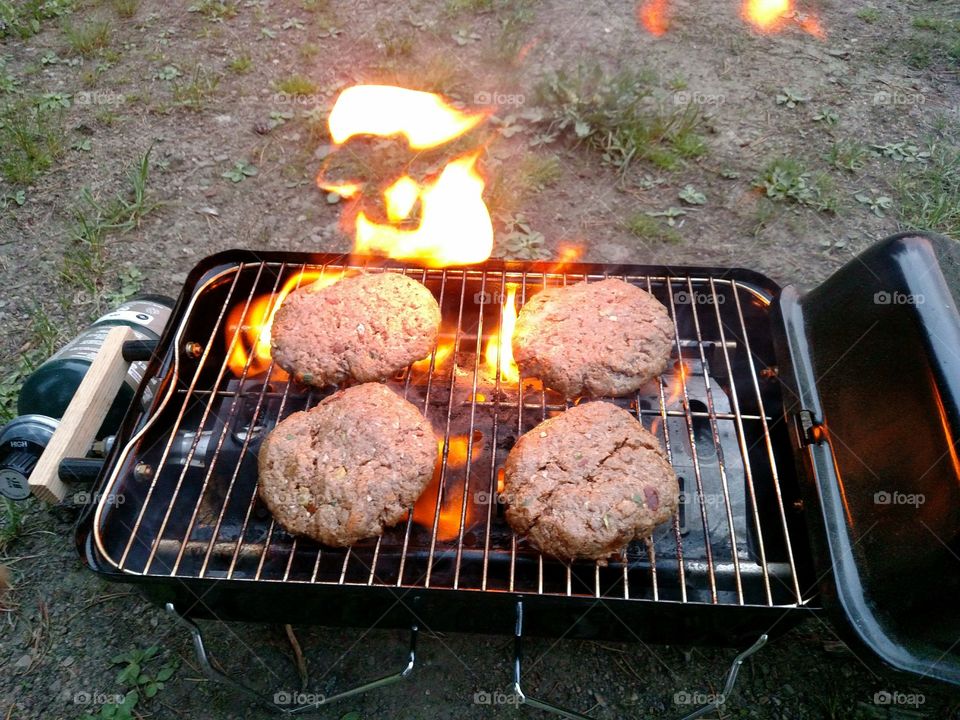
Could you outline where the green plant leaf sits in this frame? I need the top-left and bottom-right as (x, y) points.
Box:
(678, 184), (706, 205)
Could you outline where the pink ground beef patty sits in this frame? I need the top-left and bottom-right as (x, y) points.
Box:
(504, 401), (679, 561)
(271, 271), (441, 387)
(257, 383), (438, 546)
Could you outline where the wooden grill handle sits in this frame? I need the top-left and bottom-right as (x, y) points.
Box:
(29, 326), (135, 503)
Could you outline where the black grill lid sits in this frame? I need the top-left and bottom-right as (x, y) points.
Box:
(779, 232), (960, 685)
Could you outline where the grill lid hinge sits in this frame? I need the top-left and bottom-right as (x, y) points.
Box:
(795, 409), (825, 446)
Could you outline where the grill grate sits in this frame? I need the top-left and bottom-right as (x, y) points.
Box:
(93, 258), (809, 608)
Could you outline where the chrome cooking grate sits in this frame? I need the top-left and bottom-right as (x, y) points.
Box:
(92, 258), (810, 608)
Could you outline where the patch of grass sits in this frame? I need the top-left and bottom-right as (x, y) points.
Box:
(912, 16), (959, 34)
(62, 147), (159, 296)
(904, 37), (934, 70)
(0, 498), (25, 552)
(111, 0), (139, 18)
(446, 0), (495, 11)
(0, 0), (74, 39)
(0, 57), (18, 94)
(227, 54), (252, 74)
(79, 645), (179, 720)
(376, 21), (414, 58)
(189, 0), (237, 21)
(904, 16), (960, 69)
(0, 306), (61, 425)
(827, 139), (869, 172)
(534, 65), (707, 176)
(484, 153), (561, 217)
(63, 19), (111, 57)
(856, 8), (881, 24)
(896, 143), (960, 237)
(299, 42), (321, 60)
(624, 212), (681, 244)
(520, 153), (562, 189)
(0, 100), (67, 185)
(275, 74), (316, 96)
(375, 54), (460, 96)
(96, 108), (120, 125)
(172, 65), (220, 111)
(755, 157), (838, 212)
(750, 196), (778, 237)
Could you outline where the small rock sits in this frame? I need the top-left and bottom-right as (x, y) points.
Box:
(14, 654), (32, 670)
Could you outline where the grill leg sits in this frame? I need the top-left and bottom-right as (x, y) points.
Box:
(511, 600), (768, 720)
(165, 603), (417, 715)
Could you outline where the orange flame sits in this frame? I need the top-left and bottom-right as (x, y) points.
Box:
(742, 0), (791, 30)
(328, 85), (485, 150)
(637, 0), (669, 36)
(352, 154), (493, 267)
(320, 85), (494, 267)
(483, 284), (520, 383)
(798, 13), (825, 39)
(413, 435), (483, 541)
(741, 0), (823, 36)
(664, 360), (687, 408)
(637, 0), (823, 37)
(411, 341), (454, 374)
(225, 270), (339, 377)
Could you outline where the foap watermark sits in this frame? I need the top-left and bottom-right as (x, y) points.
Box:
(74, 692), (125, 705)
(474, 490), (509, 506)
(673, 91), (726, 107)
(674, 290), (725, 306)
(274, 691), (327, 707)
(674, 690), (725, 706)
(681, 491), (728, 510)
(74, 90), (126, 107)
(874, 690), (925, 707)
(873, 291), (924, 305)
(873, 90), (926, 107)
(874, 491), (925, 507)
(474, 690), (521, 706)
(474, 290), (509, 305)
(474, 91), (525, 107)
(72, 490), (125, 506)
(272, 92), (326, 107)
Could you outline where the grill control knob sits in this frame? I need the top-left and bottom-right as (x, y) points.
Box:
(0, 415), (58, 501)
(0, 450), (37, 500)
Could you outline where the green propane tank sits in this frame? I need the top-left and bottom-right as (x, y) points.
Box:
(17, 295), (174, 438)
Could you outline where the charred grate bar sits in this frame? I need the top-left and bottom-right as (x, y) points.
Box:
(92, 257), (810, 608)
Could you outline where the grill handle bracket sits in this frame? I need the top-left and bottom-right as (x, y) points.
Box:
(511, 601), (768, 720)
(164, 603), (417, 715)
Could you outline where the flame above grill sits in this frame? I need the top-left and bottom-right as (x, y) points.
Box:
(637, 0), (824, 37)
(320, 85), (494, 268)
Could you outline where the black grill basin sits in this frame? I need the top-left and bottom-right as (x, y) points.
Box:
(77, 233), (960, 685)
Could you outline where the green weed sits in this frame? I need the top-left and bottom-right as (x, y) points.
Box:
(534, 65), (707, 176)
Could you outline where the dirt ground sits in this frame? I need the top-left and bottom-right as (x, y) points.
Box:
(2, 0), (960, 718)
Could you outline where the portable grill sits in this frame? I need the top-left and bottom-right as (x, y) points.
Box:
(66, 232), (960, 715)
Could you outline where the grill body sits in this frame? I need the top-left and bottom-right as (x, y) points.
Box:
(78, 252), (819, 642)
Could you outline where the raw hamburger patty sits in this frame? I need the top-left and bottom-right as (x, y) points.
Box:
(271, 272), (441, 387)
(512, 278), (673, 397)
(258, 383), (438, 546)
(504, 401), (679, 561)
